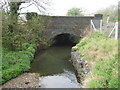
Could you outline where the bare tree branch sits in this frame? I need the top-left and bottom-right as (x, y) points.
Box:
(32, 1), (43, 13)
(1, 0), (50, 15)
(32, 0), (46, 10)
(0, 0), (9, 12)
(19, 2), (33, 10)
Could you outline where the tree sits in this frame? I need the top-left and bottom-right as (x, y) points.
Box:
(118, 2), (120, 21)
(1, 0), (50, 50)
(97, 5), (118, 23)
(66, 8), (84, 16)
(0, 0), (50, 14)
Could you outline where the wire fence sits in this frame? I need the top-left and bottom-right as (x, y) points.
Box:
(91, 19), (118, 40)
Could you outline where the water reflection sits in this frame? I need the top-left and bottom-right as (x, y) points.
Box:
(40, 69), (79, 88)
(30, 46), (79, 88)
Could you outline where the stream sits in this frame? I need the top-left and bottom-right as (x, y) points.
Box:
(30, 45), (79, 88)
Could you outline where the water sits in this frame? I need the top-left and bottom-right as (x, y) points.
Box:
(30, 46), (79, 88)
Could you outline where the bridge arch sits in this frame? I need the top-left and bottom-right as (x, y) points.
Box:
(40, 14), (103, 46)
(48, 32), (80, 46)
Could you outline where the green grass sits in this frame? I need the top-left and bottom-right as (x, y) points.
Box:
(75, 32), (118, 88)
(1, 43), (36, 84)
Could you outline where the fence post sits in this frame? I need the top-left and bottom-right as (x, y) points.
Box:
(115, 22), (118, 40)
(100, 19), (102, 33)
(108, 25), (115, 38)
(91, 20), (96, 31)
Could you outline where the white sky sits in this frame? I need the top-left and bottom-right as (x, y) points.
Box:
(20, 0), (119, 16)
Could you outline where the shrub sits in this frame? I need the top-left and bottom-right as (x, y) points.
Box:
(1, 43), (36, 84)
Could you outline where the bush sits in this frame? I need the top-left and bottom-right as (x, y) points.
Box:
(1, 43), (36, 84)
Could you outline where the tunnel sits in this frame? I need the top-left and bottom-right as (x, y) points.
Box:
(52, 33), (79, 46)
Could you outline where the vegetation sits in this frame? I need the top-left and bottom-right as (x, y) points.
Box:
(1, 1), (49, 84)
(26, 13), (49, 46)
(118, 5), (120, 21)
(1, 0), (49, 14)
(1, 1), (118, 87)
(66, 8), (84, 16)
(75, 32), (118, 88)
(1, 12), (47, 84)
(1, 43), (35, 83)
(97, 5), (118, 23)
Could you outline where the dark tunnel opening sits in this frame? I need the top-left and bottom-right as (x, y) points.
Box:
(52, 33), (78, 46)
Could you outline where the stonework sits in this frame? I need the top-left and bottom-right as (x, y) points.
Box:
(71, 47), (90, 86)
(39, 14), (102, 44)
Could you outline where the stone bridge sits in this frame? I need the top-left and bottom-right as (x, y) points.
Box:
(39, 14), (103, 44)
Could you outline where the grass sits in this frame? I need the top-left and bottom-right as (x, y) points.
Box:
(1, 43), (36, 84)
(75, 32), (118, 88)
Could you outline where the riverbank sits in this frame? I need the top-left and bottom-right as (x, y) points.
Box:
(71, 47), (90, 86)
(2, 73), (40, 88)
(2, 45), (79, 88)
(1, 43), (36, 84)
(71, 32), (118, 88)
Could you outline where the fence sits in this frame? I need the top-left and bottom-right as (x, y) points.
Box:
(91, 19), (118, 40)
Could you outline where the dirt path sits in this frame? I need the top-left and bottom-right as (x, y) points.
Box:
(1, 73), (40, 88)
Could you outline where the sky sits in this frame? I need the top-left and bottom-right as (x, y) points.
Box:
(20, 0), (119, 16)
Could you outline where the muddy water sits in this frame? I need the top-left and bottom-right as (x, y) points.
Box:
(30, 46), (79, 88)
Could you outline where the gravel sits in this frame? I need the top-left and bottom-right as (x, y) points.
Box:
(1, 73), (40, 88)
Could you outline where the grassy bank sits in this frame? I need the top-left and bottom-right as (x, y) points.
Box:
(1, 43), (36, 84)
(75, 32), (118, 88)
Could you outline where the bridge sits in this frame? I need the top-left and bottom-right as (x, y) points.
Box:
(37, 14), (103, 45)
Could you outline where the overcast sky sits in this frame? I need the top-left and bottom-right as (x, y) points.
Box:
(20, 0), (119, 16)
